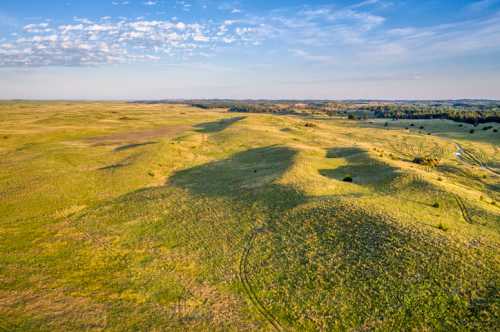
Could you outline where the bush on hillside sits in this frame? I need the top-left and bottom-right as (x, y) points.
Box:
(413, 157), (440, 167)
(343, 176), (353, 183)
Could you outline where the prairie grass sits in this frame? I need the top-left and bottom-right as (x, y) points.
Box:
(0, 102), (499, 331)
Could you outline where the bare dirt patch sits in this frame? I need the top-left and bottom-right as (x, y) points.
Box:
(0, 289), (107, 330)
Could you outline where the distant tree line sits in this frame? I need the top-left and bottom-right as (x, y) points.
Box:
(367, 105), (500, 125)
(227, 102), (500, 124)
(190, 102), (234, 109)
(130, 99), (500, 125)
(228, 104), (303, 115)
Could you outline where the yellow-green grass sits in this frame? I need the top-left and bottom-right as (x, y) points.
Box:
(0, 102), (499, 331)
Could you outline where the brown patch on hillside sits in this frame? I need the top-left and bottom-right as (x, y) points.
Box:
(0, 289), (108, 330)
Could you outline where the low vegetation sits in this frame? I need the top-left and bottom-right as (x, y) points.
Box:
(0, 101), (499, 331)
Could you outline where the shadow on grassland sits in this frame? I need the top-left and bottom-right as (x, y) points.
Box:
(113, 141), (158, 152)
(325, 147), (364, 159)
(194, 116), (247, 134)
(320, 147), (399, 191)
(168, 145), (305, 209)
(169, 145), (496, 330)
(75, 145), (499, 331)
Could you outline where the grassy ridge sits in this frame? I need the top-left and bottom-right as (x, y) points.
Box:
(0, 102), (499, 330)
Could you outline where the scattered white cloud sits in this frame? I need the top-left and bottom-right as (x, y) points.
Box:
(218, 2), (242, 14)
(0, 16), (266, 67)
(291, 49), (336, 64)
(1, 2), (500, 68)
(249, 4), (500, 65)
(369, 12), (500, 62)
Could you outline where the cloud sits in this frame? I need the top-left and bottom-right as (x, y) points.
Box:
(1, 2), (499, 68)
(242, 3), (500, 65)
(218, 1), (242, 13)
(291, 49), (336, 64)
(369, 12), (500, 62)
(351, 0), (380, 8)
(0, 16), (267, 67)
(466, 0), (500, 12)
(298, 6), (386, 32)
(350, 0), (392, 9)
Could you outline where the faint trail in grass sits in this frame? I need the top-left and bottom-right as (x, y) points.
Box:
(239, 229), (283, 332)
(454, 195), (474, 224)
(455, 143), (499, 176)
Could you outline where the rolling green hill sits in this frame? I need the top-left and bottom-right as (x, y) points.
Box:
(0, 102), (498, 331)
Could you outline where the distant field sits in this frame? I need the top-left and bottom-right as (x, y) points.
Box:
(0, 102), (499, 331)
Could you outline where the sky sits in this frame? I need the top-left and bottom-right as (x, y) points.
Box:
(1, 0), (500, 100)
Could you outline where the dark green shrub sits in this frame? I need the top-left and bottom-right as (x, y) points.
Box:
(343, 176), (353, 183)
(413, 157), (440, 167)
(437, 223), (448, 231)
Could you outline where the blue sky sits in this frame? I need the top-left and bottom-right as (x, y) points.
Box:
(1, 0), (500, 99)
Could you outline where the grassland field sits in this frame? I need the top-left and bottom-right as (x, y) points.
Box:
(0, 102), (499, 331)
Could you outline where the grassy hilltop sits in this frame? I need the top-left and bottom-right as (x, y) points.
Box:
(0, 102), (499, 331)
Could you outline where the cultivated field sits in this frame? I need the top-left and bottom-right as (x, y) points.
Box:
(0, 102), (499, 331)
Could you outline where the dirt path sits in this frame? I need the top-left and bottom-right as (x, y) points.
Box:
(239, 229), (283, 332)
(454, 143), (500, 176)
(454, 195), (474, 224)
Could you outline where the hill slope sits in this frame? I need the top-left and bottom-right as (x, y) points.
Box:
(0, 102), (498, 331)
